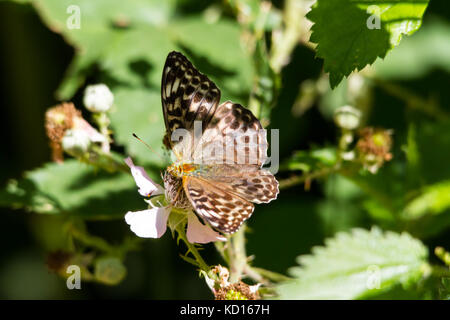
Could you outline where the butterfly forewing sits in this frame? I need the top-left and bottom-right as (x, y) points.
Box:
(161, 51), (221, 156)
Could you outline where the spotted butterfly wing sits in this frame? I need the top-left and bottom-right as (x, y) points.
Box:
(161, 51), (220, 158)
(183, 166), (278, 233)
(161, 51), (278, 234)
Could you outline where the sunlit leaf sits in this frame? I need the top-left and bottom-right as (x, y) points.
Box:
(276, 227), (428, 299)
(0, 160), (143, 218)
(307, 0), (430, 88)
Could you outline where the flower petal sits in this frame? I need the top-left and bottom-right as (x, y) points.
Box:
(73, 117), (106, 143)
(204, 274), (216, 293)
(186, 213), (226, 244)
(125, 157), (164, 197)
(125, 207), (170, 238)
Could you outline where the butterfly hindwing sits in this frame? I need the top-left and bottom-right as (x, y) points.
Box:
(198, 164), (279, 204)
(183, 176), (254, 234)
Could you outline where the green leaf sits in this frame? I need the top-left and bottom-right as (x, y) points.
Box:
(32, 0), (175, 98)
(276, 227), (429, 300)
(168, 16), (253, 103)
(402, 181), (450, 220)
(307, 0), (430, 88)
(29, 1), (253, 168)
(374, 18), (450, 79)
(0, 160), (144, 219)
(30, 0), (252, 99)
(109, 87), (167, 169)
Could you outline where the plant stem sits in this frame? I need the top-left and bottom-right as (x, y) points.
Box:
(373, 78), (449, 121)
(247, 266), (292, 283)
(87, 144), (129, 173)
(175, 219), (210, 272)
(279, 165), (340, 190)
(227, 224), (248, 283)
(94, 112), (111, 153)
(68, 223), (116, 254)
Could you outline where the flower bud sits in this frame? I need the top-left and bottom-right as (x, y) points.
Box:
(62, 129), (91, 156)
(83, 84), (114, 113)
(94, 256), (127, 285)
(356, 127), (393, 173)
(334, 105), (361, 130)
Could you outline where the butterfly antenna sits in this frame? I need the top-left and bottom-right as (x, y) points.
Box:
(132, 133), (166, 161)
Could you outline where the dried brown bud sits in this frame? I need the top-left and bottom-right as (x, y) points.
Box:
(45, 102), (81, 162)
(356, 127), (393, 173)
(206, 265), (261, 300)
(46, 250), (73, 273)
(45, 102), (106, 161)
(215, 281), (260, 300)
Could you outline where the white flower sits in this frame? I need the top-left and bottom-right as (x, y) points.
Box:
(203, 265), (261, 299)
(125, 207), (170, 238)
(334, 105), (361, 130)
(62, 129), (91, 155)
(124, 157), (226, 244)
(186, 213), (226, 244)
(72, 117), (107, 143)
(125, 157), (164, 197)
(83, 84), (114, 113)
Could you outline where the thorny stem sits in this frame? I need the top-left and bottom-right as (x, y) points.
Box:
(179, 228), (210, 272)
(171, 208), (210, 272)
(214, 241), (229, 264)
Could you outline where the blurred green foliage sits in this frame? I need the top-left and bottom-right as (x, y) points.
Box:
(0, 0), (449, 299)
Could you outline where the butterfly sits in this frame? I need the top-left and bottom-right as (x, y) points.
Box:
(161, 51), (278, 234)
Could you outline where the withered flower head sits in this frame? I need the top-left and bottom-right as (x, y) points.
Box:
(45, 102), (106, 162)
(45, 250), (73, 273)
(356, 127), (393, 173)
(215, 281), (260, 300)
(206, 265), (261, 300)
(45, 102), (80, 162)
